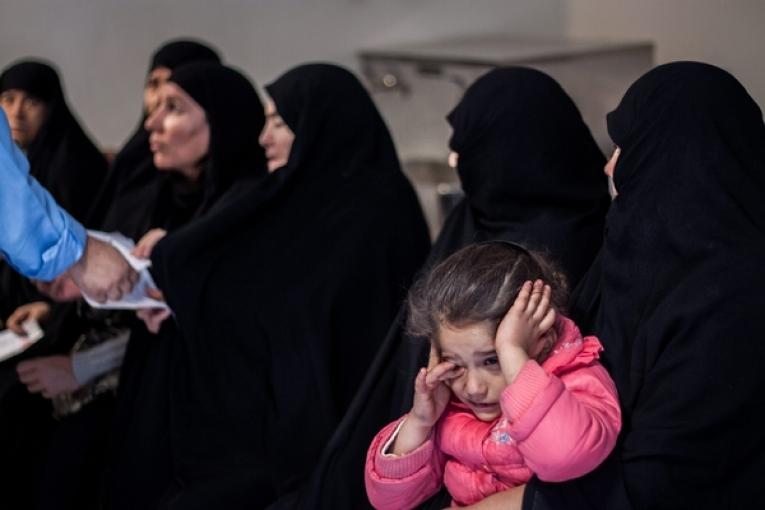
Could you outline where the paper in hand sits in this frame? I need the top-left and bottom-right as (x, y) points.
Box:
(0, 319), (44, 362)
(82, 230), (170, 311)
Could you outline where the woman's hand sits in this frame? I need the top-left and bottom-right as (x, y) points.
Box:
(5, 301), (51, 334)
(132, 228), (167, 259)
(136, 287), (170, 334)
(458, 485), (526, 509)
(392, 345), (464, 455)
(495, 280), (557, 382)
(16, 356), (80, 399)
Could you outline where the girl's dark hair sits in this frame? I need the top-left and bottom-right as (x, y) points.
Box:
(406, 242), (568, 342)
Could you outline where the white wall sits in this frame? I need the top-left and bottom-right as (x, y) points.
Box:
(0, 0), (566, 148)
(563, 0), (765, 109)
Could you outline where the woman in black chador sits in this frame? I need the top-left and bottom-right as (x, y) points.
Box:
(107, 61), (268, 509)
(137, 63), (430, 508)
(282, 67), (611, 509)
(520, 62), (765, 510)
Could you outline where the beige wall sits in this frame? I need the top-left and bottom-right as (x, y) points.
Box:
(0, 0), (566, 148)
(564, 0), (765, 108)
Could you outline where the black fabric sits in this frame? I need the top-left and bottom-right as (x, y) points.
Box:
(526, 62), (765, 510)
(108, 62), (269, 509)
(284, 67), (610, 510)
(87, 38), (221, 235)
(144, 63), (430, 508)
(150, 39), (221, 73)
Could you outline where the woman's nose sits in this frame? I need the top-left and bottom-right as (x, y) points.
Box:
(144, 110), (161, 132)
(7, 99), (23, 120)
(258, 125), (271, 147)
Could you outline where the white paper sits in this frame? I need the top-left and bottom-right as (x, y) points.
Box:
(82, 230), (170, 311)
(0, 319), (44, 362)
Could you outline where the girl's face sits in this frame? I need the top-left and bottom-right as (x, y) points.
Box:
(145, 82), (210, 181)
(259, 98), (294, 173)
(0, 89), (48, 149)
(438, 321), (507, 422)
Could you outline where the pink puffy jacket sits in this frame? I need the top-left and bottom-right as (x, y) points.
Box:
(365, 317), (621, 508)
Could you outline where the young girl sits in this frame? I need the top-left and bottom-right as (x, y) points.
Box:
(365, 242), (621, 508)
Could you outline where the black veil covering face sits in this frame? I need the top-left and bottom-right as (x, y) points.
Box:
(526, 63), (765, 510)
(286, 67), (610, 510)
(144, 63), (429, 508)
(87, 38), (221, 235)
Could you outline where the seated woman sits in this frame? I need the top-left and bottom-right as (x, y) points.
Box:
(128, 63), (431, 508)
(0, 60), (108, 319)
(289, 67), (611, 509)
(106, 61), (269, 510)
(519, 63), (765, 510)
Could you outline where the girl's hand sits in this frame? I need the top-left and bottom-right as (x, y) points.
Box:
(132, 228), (167, 259)
(410, 345), (463, 428)
(392, 345), (464, 455)
(6, 301), (51, 335)
(495, 280), (557, 381)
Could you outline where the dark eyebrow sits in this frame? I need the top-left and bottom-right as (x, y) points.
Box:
(475, 349), (498, 357)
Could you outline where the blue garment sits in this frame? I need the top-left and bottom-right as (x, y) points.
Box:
(0, 111), (86, 280)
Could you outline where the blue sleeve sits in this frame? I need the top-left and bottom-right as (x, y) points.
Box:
(0, 111), (87, 280)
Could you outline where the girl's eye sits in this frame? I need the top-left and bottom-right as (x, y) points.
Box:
(483, 356), (499, 367)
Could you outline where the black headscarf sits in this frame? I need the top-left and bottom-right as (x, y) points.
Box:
(525, 62), (765, 510)
(87, 39), (221, 235)
(0, 59), (107, 223)
(284, 67), (610, 510)
(143, 63), (430, 508)
(108, 62), (267, 510)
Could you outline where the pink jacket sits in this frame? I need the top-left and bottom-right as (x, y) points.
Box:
(365, 317), (621, 508)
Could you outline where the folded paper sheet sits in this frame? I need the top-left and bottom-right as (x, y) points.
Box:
(82, 230), (169, 311)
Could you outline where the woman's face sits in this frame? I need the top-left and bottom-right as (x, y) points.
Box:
(259, 99), (294, 173)
(604, 146), (620, 197)
(0, 89), (48, 149)
(143, 66), (172, 115)
(145, 82), (210, 181)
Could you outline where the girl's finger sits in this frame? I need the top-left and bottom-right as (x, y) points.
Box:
(526, 280), (545, 314)
(539, 307), (557, 333)
(414, 367), (429, 394)
(512, 281), (533, 313)
(437, 366), (465, 382)
(532, 285), (552, 321)
(425, 361), (455, 387)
